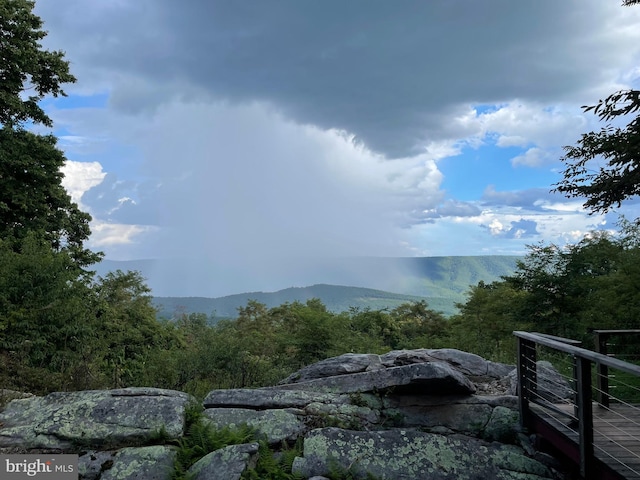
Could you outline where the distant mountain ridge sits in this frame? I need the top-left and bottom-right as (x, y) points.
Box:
(152, 284), (432, 319)
(94, 256), (520, 318)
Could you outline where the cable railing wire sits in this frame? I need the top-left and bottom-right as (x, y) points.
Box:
(595, 419), (640, 449)
(593, 444), (640, 477)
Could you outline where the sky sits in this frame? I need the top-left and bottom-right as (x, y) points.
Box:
(31, 1), (640, 296)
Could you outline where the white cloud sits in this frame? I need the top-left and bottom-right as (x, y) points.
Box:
(511, 147), (553, 167)
(60, 160), (106, 206)
(89, 223), (157, 247)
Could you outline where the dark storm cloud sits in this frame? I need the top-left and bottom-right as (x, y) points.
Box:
(36, 0), (632, 158)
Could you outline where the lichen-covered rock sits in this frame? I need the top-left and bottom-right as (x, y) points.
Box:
(203, 408), (306, 444)
(277, 362), (476, 395)
(78, 450), (117, 480)
(380, 393), (519, 437)
(98, 446), (175, 480)
(483, 406), (520, 443)
(279, 353), (383, 384)
(398, 403), (494, 435)
(203, 388), (351, 409)
(0, 388), (191, 450)
(188, 443), (259, 480)
(292, 428), (552, 479)
(304, 402), (380, 426)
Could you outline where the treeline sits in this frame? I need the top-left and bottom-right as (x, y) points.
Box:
(4, 222), (640, 397)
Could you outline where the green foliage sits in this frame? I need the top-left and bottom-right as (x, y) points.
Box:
(0, 0), (125, 394)
(555, 90), (640, 216)
(172, 402), (304, 480)
(0, 121), (100, 268)
(171, 419), (255, 480)
(0, 234), (98, 392)
(450, 281), (527, 362)
(0, 0), (76, 129)
(452, 224), (640, 361)
(242, 440), (304, 480)
(93, 270), (178, 388)
(155, 298), (453, 396)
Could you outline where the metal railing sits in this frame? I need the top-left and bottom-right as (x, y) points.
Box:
(514, 331), (640, 480)
(594, 330), (640, 408)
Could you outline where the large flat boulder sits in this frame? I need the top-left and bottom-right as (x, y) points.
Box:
(292, 428), (552, 479)
(274, 362), (476, 395)
(0, 388), (191, 450)
(381, 349), (514, 379)
(279, 353), (383, 384)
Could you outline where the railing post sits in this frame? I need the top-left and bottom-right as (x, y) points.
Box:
(594, 331), (609, 408)
(576, 356), (595, 479)
(518, 337), (537, 431)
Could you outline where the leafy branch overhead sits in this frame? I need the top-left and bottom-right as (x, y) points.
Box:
(0, 0), (76, 128)
(554, 89), (640, 215)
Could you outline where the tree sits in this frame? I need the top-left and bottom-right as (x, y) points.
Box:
(94, 270), (168, 388)
(0, 1), (98, 266)
(0, 129), (99, 266)
(451, 281), (526, 362)
(0, 234), (98, 392)
(0, 0), (76, 128)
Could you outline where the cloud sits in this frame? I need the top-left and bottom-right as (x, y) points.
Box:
(481, 186), (562, 210)
(486, 218), (539, 239)
(60, 160), (106, 207)
(35, 0), (640, 158)
(30, 0), (640, 297)
(74, 100), (447, 261)
(511, 147), (554, 167)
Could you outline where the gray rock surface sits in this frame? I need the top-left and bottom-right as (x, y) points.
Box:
(203, 388), (350, 409)
(0, 388), (190, 450)
(204, 408), (306, 444)
(98, 446), (175, 480)
(78, 451), (117, 480)
(188, 443), (259, 480)
(292, 427), (552, 480)
(483, 405), (521, 443)
(280, 353), (383, 383)
(277, 361), (476, 395)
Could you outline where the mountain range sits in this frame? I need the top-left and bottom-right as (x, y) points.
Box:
(93, 256), (521, 318)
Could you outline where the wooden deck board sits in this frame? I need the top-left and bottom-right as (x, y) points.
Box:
(532, 403), (640, 479)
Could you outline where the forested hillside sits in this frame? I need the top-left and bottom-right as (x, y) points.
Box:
(153, 284), (432, 320)
(98, 255), (520, 318)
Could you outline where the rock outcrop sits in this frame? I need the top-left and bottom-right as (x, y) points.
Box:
(0, 349), (566, 479)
